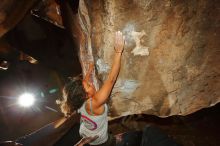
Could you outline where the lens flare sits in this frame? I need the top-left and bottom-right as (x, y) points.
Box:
(18, 93), (35, 107)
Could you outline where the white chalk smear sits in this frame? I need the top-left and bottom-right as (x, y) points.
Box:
(113, 79), (140, 96)
(131, 30), (149, 56)
(96, 58), (110, 74)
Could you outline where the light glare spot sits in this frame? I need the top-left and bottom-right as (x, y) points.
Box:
(18, 93), (35, 107)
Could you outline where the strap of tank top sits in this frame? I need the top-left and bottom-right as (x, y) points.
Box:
(90, 98), (94, 115)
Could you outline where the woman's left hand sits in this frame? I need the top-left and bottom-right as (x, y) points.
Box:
(114, 31), (125, 53)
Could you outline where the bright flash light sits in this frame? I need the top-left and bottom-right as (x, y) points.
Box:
(18, 93), (35, 107)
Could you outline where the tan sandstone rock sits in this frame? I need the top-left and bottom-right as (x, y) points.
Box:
(78, 0), (220, 118)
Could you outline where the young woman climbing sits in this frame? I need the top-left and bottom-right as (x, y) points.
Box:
(59, 31), (125, 146)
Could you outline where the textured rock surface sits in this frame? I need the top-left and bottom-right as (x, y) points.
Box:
(1, 0), (219, 118)
(79, 0), (220, 118)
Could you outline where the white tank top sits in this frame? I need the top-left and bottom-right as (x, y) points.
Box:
(78, 101), (108, 145)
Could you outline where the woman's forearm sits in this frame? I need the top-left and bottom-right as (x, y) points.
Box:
(107, 31), (124, 83)
(108, 52), (122, 83)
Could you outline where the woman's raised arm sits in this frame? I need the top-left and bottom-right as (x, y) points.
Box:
(93, 31), (125, 108)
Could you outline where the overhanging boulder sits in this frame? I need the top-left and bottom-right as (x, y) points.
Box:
(78, 0), (220, 118)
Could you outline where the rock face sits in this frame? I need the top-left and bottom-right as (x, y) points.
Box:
(0, 0), (219, 118)
(78, 0), (220, 118)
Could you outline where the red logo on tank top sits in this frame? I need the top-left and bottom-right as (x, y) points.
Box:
(81, 115), (98, 130)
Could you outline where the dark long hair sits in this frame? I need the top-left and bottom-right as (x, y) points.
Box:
(57, 76), (86, 116)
